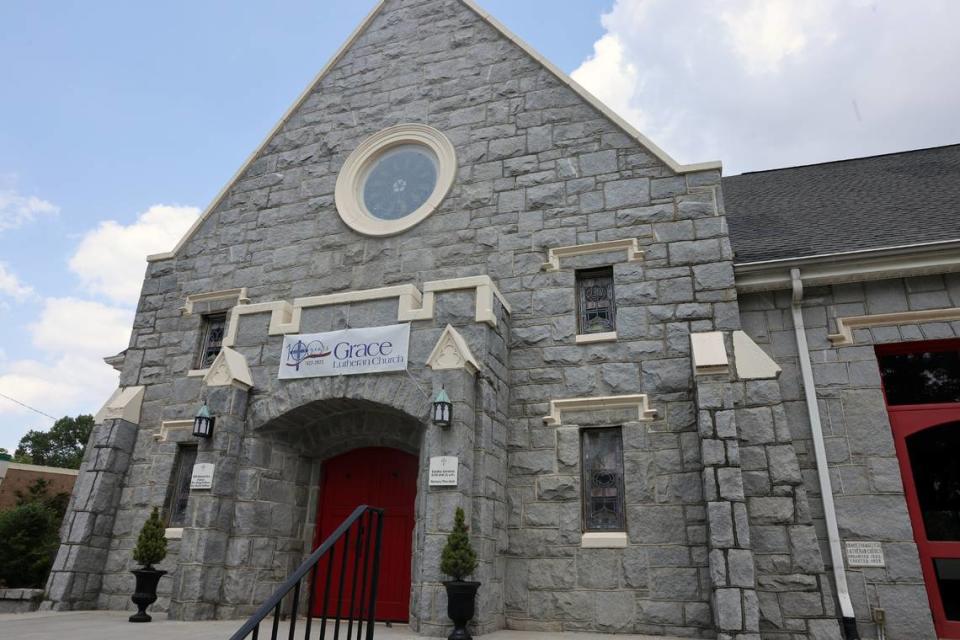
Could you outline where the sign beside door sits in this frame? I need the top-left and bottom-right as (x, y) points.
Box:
(190, 463), (215, 490)
(278, 324), (410, 380)
(429, 456), (458, 487)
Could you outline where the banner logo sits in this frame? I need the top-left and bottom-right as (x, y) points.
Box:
(285, 340), (331, 371)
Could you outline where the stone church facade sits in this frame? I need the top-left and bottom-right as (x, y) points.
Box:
(41, 1), (960, 639)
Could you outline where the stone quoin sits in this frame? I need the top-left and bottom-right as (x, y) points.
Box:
(41, 1), (960, 639)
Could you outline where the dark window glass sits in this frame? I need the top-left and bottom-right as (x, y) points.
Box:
(577, 267), (616, 334)
(165, 445), (197, 528)
(581, 427), (626, 531)
(196, 313), (227, 369)
(935, 558), (960, 621)
(878, 348), (960, 405)
(907, 421), (960, 541)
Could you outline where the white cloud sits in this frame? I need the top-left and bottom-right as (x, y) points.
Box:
(0, 354), (118, 425)
(0, 179), (59, 232)
(0, 297), (132, 448)
(29, 297), (133, 357)
(69, 204), (201, 305)
(572, 0), (960, 174)
(0, 263), (33, 301)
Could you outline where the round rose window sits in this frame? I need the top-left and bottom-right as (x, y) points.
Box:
(361, 144), (438, 220)
(335, 124), (456, 237)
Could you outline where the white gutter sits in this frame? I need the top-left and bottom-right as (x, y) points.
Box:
(736, 239), (960, 293)
(790, 268), (859, 639)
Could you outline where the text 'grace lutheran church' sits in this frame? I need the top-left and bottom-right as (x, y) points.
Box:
(42, 1), (960, 639)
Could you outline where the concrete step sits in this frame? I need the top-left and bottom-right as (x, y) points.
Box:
(0, 610), (688, 640)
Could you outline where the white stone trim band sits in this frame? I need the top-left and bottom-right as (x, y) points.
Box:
(828, 307), (960, 346)
(180, 287), (250, 315)
(222, 275), (511, 347)
(542, 394), (657, 425)
(542, 238), (645, 272)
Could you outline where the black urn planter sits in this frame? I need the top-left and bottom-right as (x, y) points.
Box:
(129, 568), (166, 622)
(443, 580), (480, 640)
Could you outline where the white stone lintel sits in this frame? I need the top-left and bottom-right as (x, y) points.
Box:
(181, 287), (250, 315)
(828, 307), (960, 346)
(542, 238), (645, 272)
(154, 420), (194, 443)
(543, 394), (657, 425)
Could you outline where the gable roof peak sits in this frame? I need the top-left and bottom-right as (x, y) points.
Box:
(149, 0), (720, 263)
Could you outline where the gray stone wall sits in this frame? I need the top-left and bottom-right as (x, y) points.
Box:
(51, 0), (752, 635)
(739, 273), (960, 639)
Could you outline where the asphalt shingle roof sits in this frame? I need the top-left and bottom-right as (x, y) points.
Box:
(723, 144), (960, 264)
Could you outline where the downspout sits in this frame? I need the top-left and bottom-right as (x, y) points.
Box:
(790, 268), (860, 639)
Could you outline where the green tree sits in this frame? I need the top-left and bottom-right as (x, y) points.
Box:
(15, 414), (94, 469)
(440, 507), (478, 581)
(133, 507), (168, 569)
(16, 478), (71, 519)
(0, 502), (61, 588)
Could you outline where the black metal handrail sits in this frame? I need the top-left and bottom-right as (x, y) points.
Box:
(229, 505), (385, 640)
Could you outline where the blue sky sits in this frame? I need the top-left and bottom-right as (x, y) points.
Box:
(1, 0), (959, 453)
(0, 0), (610, 452)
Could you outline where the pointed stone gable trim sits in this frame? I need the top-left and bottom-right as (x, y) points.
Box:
(426, 325), (481, 374)
(202, 346), (254, 389)
(148, 0), (721, 263)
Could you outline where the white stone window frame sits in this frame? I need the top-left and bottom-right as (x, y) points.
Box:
(335, 123), (457, 237)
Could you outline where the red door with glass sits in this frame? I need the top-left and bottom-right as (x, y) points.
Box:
(878, 339), (960, 638)
(313, 447), (417, 622)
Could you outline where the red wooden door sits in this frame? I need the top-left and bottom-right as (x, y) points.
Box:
(879, 339), (960, 638)
(312, 447), (417, 622)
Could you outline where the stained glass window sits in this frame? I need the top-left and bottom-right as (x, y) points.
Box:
(362, 144), (438, 220)
(581, 427), (626, 531)
(576, 268), (616, 334)
(165, 445), (197, 528)
(196, 313), (227, 369)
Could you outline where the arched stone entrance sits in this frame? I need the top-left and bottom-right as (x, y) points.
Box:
(249, 393), (427, 626)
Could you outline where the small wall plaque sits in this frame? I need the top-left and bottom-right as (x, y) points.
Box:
(429, 456), (458, 487)
(190, 463), (215, 490)
(846, 540), (885, 567)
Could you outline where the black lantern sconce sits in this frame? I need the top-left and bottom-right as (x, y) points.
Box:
(193, 402), (216, 439)
(432, 388), (452, 428)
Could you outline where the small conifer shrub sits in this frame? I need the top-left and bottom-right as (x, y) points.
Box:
(440, 507), (478, 581)
(132, 507), (167, 569)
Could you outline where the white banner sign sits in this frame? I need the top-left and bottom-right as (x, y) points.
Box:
(278, 324), (410, 380)
(429, 456), (459, 487)
(190, 463), (215, 490)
